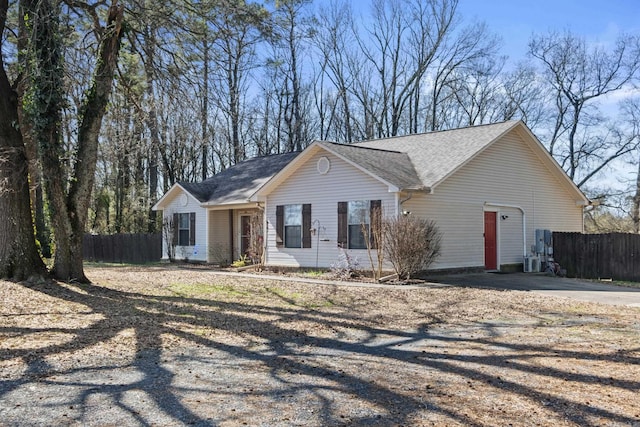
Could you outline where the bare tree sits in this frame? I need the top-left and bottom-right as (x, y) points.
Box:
(445, 55), (506, 127)
(363, 205), (384, 280)
(161, 214), (176, 261)
(270, 0), (315, 152)
(313, 0), (358, 142)
(619, 98), (640, 233)
(353, 0), (501, 137)
(529, 31), (640, 189)
(499, 62), (548, 129)
(250, 54), (287, 155)
(425, 21), (501, 131)
(209, 2), (268, 164)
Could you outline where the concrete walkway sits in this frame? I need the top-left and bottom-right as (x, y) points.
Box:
(195, 269), (431, 290)
(425, 272), (640, 307)
(202, 269), (640, 307)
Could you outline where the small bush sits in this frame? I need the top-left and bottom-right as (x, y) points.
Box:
(330, 248), (360, 279)
(231, 254), (249, 268)
(383, 215), (441, 280)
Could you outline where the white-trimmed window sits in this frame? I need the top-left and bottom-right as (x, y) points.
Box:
(275, 204), (312, 249)
(348, 200), (370, 249)
(178, 213), (190, 246)
(173, 212), (195, 246)
(337, 200), (381, 249)
(284, 204), (302, 248)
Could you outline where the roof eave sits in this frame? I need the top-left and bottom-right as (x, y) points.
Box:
(204, 202), (262, 211)
(152, 183), (192, 211)
(400, 185), (431, 193)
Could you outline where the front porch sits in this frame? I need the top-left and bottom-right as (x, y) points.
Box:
(207, 207), (263, 266)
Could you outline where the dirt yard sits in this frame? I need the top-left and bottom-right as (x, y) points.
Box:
(1, 264), (639, 426)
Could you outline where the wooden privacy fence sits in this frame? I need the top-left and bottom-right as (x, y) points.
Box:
(83, 233), (162, 264)
(553, 232), (640, 282)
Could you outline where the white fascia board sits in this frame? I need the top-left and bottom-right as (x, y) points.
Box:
(152, 183), (195, 211)
(252, 141), (405, 199)
(204, 202), (260, 211)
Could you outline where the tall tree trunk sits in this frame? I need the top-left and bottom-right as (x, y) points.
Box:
(34, 0), (124, 282)
(16, 0), (51, 259)
(143, 24), (160, 233)
(290, 25), (302, 151)
(201, 36), (209, 180)
(633, 160), (640, 234)
(0, 0), (47, 281)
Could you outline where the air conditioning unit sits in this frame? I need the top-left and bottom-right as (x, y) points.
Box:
(523, 256), (540, 273)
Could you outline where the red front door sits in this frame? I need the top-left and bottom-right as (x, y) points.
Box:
(484, 211), (497, 270)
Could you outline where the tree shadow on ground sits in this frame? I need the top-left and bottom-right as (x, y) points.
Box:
(0, 274), (639, 426)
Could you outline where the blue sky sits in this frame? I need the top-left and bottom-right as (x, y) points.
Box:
(331, 0), (640, 62)
(458, 0), (640, 62)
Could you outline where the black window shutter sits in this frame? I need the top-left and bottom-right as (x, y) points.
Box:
(275, 205), (284, 247)
(302, 204), (312, 248)
(370, 200), (382, 249)
(337, 202), (347, 247)
(172, 213), (179, 246)
(189, 212), (196, 245)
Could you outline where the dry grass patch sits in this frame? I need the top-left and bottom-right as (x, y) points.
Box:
(1, 264), (638, 426)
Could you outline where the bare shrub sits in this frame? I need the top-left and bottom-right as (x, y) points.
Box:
(363, 205), (384, 280)
(383, 215), (442, 280)
(330, 248), (361, 279)
(208, 243), (231, 266)
(248, 211), (264, 265)
(161, 215), (176, 261)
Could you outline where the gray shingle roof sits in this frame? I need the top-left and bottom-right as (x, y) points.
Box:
(354, 121), (520, 190)
(317, 141), (425, 190)
(178, 121), (522, 205)
(179, 152), (299, 205)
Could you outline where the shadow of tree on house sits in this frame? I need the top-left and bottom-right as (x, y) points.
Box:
(0, 272), (638, 426)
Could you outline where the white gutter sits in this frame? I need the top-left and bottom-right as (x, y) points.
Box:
(484, 202), (527, 258)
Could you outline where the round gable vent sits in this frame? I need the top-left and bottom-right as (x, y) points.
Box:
(317, 156), (331, 175)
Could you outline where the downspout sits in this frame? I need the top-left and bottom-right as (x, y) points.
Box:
(582, 201), (597, 234)
(399, 192), (413, 215)
(484, 202), (527, 258)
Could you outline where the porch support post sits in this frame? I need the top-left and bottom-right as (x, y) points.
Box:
(229, 209), (234, 262)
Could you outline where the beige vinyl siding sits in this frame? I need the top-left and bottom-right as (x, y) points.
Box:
(265, 151), (396, 268)
(404, 128), (583, 270)
(208, 210), (231, 264)
(161, 191), (208, 262)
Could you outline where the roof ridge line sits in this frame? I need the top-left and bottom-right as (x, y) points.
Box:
(353, 120), (520, 144)
(318, 140), (405, 154)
